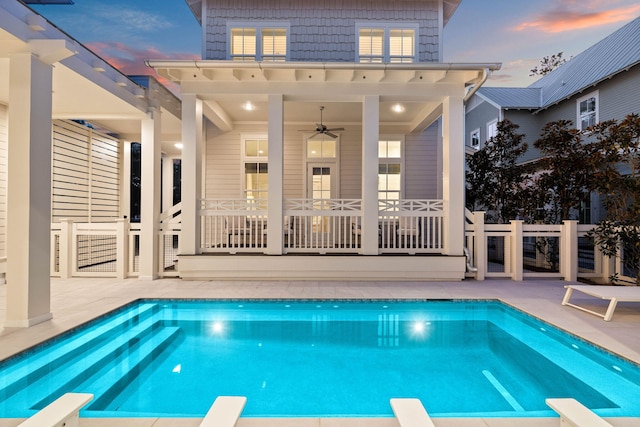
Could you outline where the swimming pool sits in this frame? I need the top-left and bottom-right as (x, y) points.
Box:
(1, 299), (639, 418)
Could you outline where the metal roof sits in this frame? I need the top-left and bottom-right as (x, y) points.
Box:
(529, 15), (640, 108)
(479, 15), (640, 111)
(477, 87), (542, 109)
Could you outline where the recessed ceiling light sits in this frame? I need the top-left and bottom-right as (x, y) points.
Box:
(392, 103), (405, 113)
(243, 101), (256, 111)
(174, 143), (183, 150)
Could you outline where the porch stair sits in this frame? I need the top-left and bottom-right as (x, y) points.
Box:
(178, 254), (466, 281)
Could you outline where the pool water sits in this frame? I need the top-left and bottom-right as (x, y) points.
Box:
(1, 299), (639, 418)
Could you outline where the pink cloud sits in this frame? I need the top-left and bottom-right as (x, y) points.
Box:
(513, 4), (640, 33)
(85, 41), (199, 93)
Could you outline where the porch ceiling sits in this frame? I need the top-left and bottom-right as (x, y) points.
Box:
(150, 60), (500, 133)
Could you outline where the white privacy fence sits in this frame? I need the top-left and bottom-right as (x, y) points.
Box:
(51, 212), (181, 279)
(464, 211), (634, 283)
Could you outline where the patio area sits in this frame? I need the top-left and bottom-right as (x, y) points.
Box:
(0, 277), (639, 427)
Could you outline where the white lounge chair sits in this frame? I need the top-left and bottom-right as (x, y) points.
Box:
(18, 392), (93, 427)
(199, 396), (247, 427)
(390, 398), (436, 427)
(562, 284), (640, 321)
(546, 398), (613, 426)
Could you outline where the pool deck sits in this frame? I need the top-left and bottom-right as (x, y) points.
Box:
(0, 277), (639, 427)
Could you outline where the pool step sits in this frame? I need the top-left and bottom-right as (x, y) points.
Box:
(25, 318), (175, 410)
(0, 303), (161, 401)
(84, 326), (182, 410)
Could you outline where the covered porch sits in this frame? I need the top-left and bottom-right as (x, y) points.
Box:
(151, 60), (499, 280)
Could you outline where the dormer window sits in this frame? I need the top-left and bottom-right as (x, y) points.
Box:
(357, 23), (417, 63)
(229, 22), (288, 61)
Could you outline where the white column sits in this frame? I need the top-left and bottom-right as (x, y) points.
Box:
(180, 94), (203, 254)
(162, 155), (176, 213)
(120, 141), (132, 220)
(5, 53), (53, 327)
(362, 95), (379, 255)
(266, 94), (284, 254)
(562, 220), (578, 282)
(442, 96), (465, 256)
(510, 220), (524, 281)
(139, 110), (162, 280)
(473, 211), (486, 281)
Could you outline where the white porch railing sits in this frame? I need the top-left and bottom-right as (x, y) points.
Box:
(464, 210), (627, 283)
(199, 199), (268, 253)
(198, 198), (446, 255)
(378, 200), (445, 254)
(284, 199), (361, 253)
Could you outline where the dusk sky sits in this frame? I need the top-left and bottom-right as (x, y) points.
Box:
(32, 0), (640, 90)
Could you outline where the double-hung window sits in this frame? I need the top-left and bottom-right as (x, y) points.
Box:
(577, 91), (598, 131)
(242, 137), (268, 201)
(357, 23), (417, 63)
(470, 129), (480, 149)
(378, 139), (403, 201)
(229, 22), (288, 61)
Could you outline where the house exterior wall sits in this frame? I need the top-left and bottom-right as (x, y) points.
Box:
(204, 123), (440, 200)
(503, 110), (542, 164)
(465, 98), (499, 148)
(203, 0), (442, 62)
(405, 122), (439, 198)
(597, 66), (640, 120)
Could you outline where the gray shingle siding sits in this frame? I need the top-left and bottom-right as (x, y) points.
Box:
(204, 0), (442, 62)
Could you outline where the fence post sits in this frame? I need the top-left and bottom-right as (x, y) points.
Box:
(561, 220), (578, 282)
(59, 219), (74, 279)
(473, 212), (486, 280)
(116, 218), (129, 279)
(510, 220), (523, 281)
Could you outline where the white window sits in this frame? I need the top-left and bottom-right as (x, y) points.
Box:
(577, 91), (598, 131)
(357, 23), (417, 63)
(229, 22), (288, 61)
(378, 139), (403, 200)
(487, 120), (498, 141)
(470, 129), (480, 149)
(242, 137), (268, 200)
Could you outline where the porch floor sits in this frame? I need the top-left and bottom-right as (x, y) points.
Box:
(1, 278), (639, 427)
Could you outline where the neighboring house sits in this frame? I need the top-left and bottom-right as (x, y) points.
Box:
(466, 15), (640, 222)
(150, 0), (500, 281)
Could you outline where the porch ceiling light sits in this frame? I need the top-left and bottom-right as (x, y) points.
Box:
(175, 143), (183, 150)
(392, 103), (405, 113)
(243, 101), (256, 111)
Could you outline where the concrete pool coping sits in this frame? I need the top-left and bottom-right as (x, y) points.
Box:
(1, 278), (639, 427)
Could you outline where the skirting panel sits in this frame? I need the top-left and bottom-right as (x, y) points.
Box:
(177, 255), (466, 281)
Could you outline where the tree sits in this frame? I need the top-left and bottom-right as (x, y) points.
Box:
(466, 119), (528, 223)
(529, 52), (568, 76)
(588, 114), (640, 284)
(532, 120), (595, 224)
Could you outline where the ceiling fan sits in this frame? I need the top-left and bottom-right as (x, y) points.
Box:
(300, 106), (344, 138)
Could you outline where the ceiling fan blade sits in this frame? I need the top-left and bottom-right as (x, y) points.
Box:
(325, 131), (338, 138)
(310, 131), (321, 138)
(326, 127), (345, 132)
